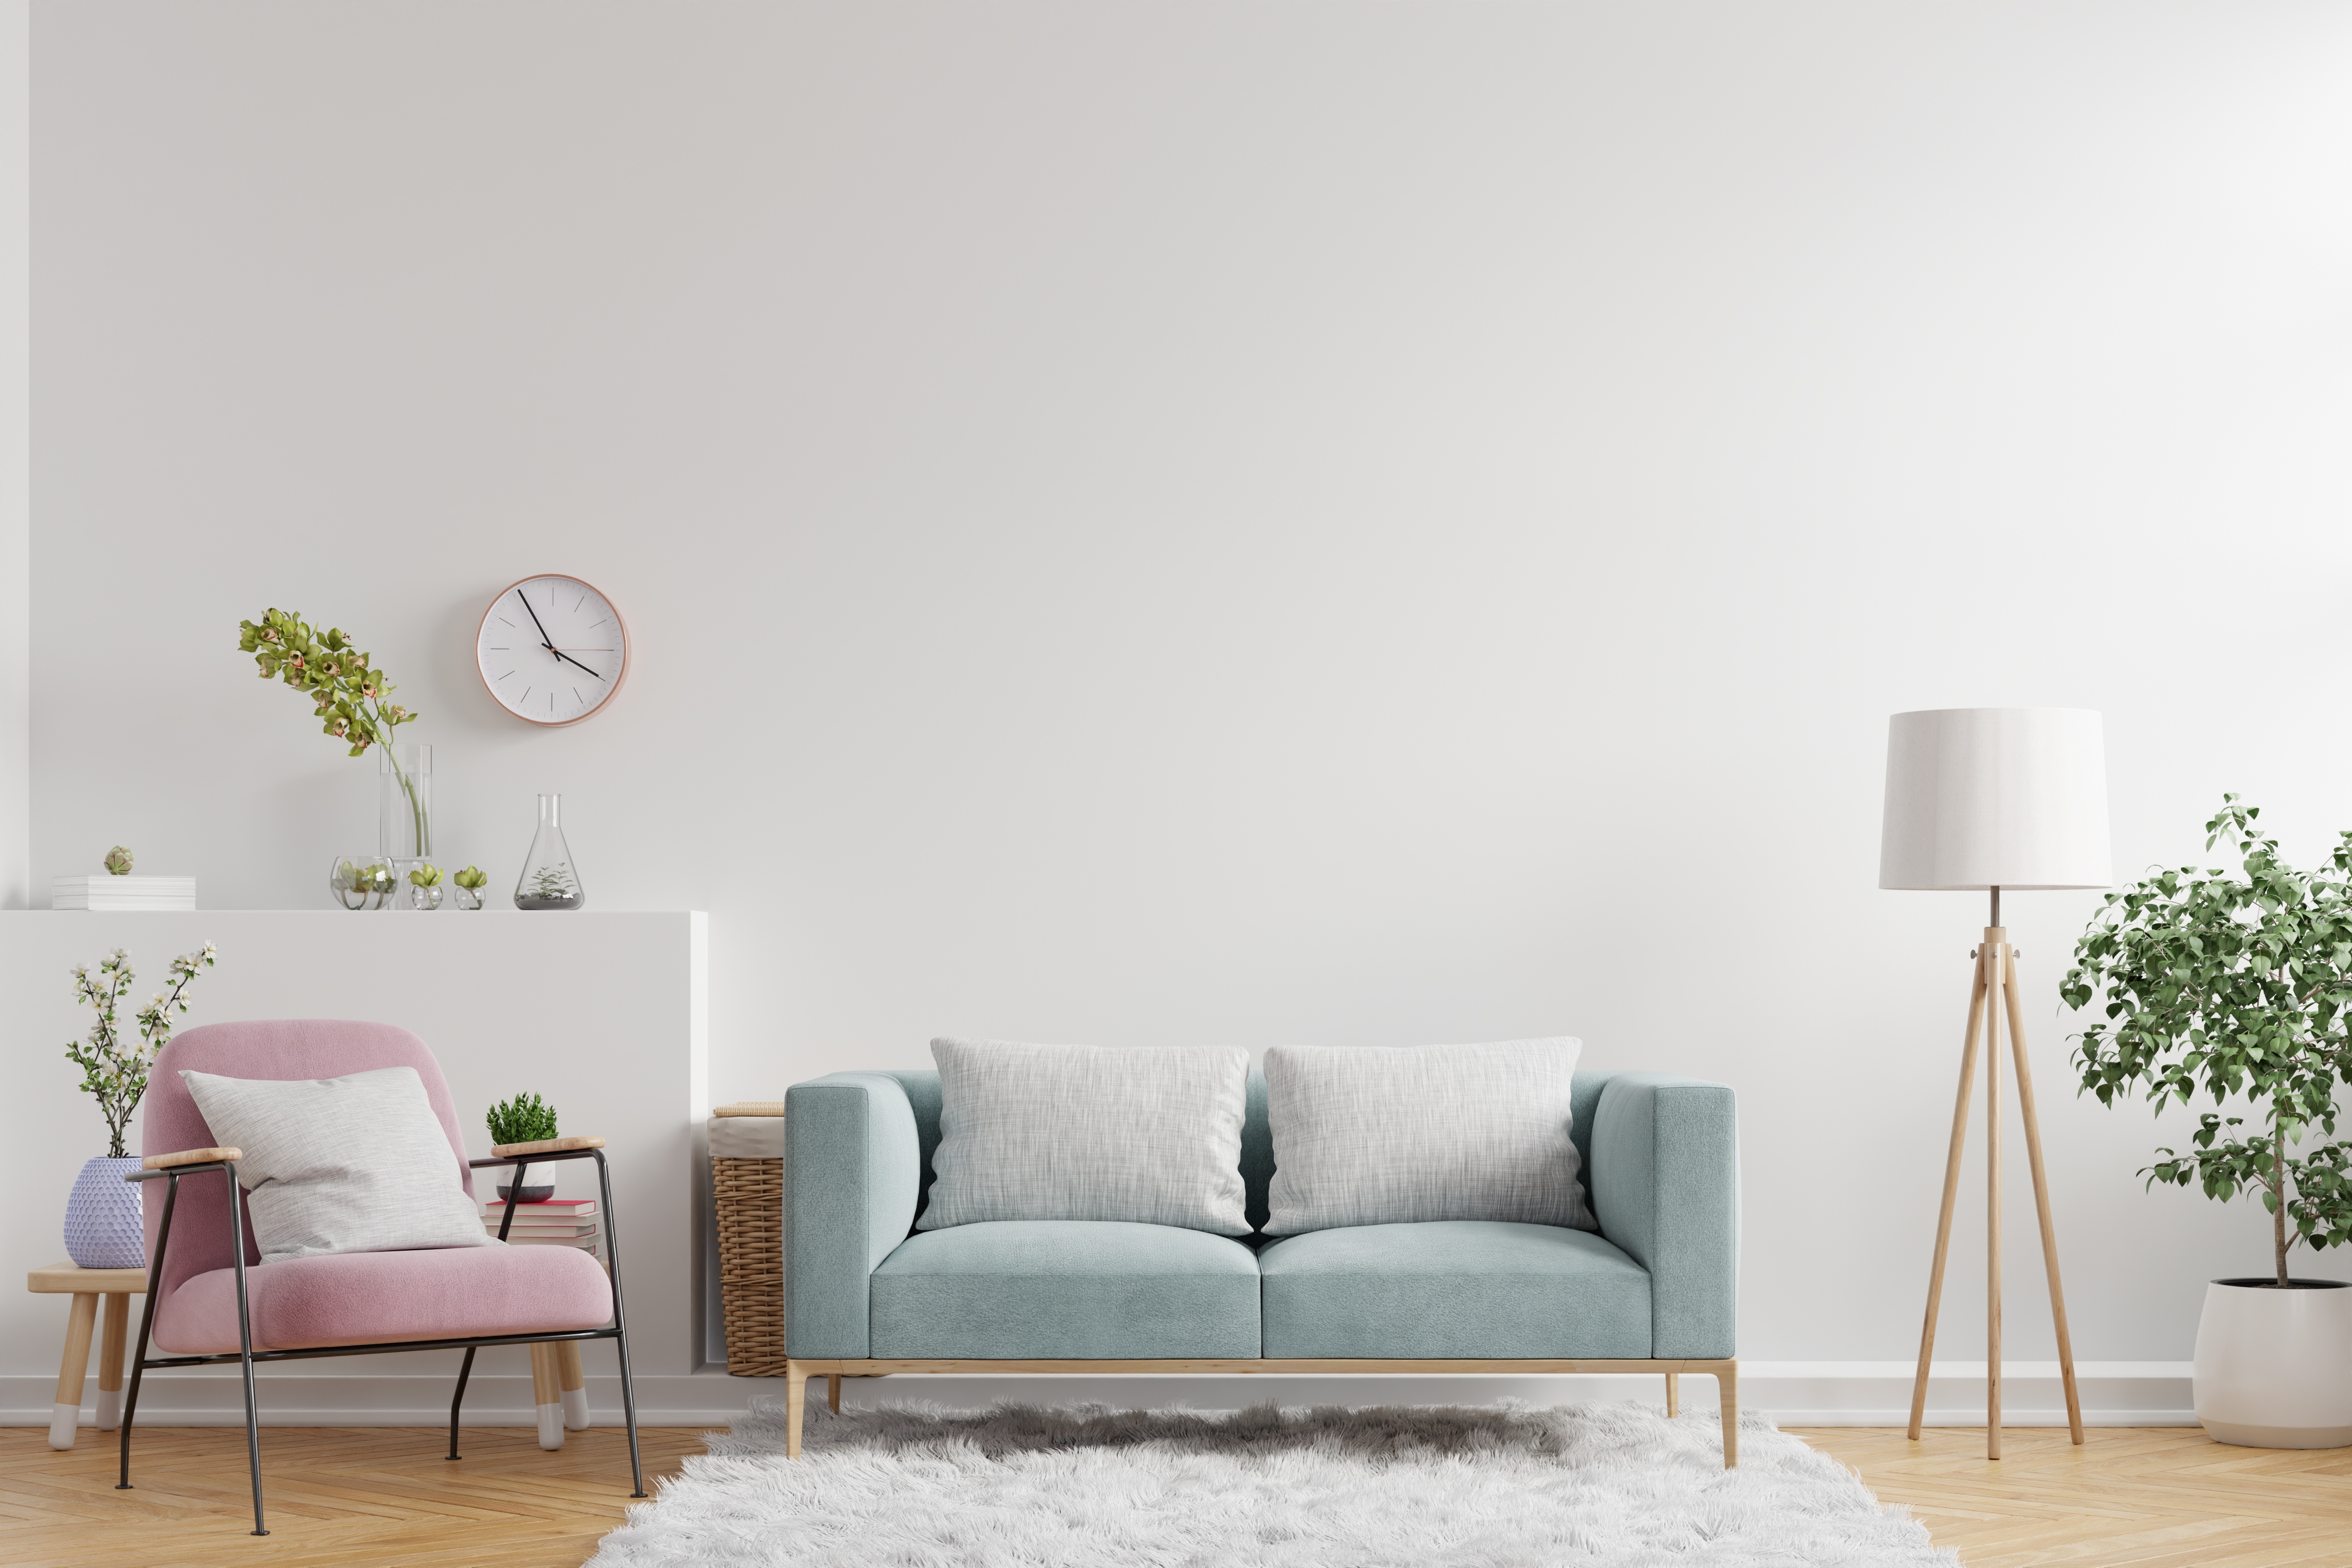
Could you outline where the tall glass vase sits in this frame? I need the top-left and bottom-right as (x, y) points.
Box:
(379, 743), (432, 866)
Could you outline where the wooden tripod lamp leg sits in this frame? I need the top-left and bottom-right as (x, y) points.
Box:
(2004, 945), (2085, 1444)
(1986, 930), (2005, 1461)
(1909, 945), (1990, 1441)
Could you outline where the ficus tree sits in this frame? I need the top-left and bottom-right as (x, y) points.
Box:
(2064, 796), (2352, 1289)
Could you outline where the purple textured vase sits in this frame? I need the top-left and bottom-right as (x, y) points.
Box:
(63, 1156), (145, 1269)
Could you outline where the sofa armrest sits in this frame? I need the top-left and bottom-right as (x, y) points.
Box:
(1588, 1073), (1738, 1359)
(785, 1072), (922, 1358)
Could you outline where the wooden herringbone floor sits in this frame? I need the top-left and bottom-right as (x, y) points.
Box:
(4, 1424), (2348, 1565)
(0, 1425), (705, 1568)
(1796, 1427), (2352, 1567)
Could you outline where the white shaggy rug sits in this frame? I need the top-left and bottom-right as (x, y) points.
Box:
(589, 1399), (1952, 1566)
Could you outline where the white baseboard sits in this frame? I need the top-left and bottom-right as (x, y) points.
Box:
(2, 1360), (2198, 1429)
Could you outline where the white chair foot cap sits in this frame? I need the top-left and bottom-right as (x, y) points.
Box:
(561, 1386), (590, 1431)
(537, 1402), (565, 1450)
(49, 1402), (79, 1450)
(96, 1387), (122, 1430)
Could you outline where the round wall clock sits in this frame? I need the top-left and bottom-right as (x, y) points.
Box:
(475, 574), (630, 726)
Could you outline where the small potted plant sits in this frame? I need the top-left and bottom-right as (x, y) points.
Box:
(487, 1093), (559, 1203)
(2066, 796), (2352, 1448)
(407, 862), (445, 911)
(62, 944), (217, 1268)
(450, 865), (489, 910)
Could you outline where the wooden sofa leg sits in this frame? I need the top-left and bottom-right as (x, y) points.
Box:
(785, 1362), (808, 1459)
(827, 1374), (842, 1413)
(1665, 1371), (1679, 1418)
(1718, 1363), (1738, 1468)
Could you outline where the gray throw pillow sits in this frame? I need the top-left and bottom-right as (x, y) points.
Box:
(1262, 1039), (1597, 1236)
(918, 1038), (1251, 1235)
(179, 1066), (496, 1265)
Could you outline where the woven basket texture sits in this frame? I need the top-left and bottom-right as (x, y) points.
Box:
(713, 1156), (785, 1376)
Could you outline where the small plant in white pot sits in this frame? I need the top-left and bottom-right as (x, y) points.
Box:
(2065, 796), (2352, 1448)
(61, 943), (217, 1268)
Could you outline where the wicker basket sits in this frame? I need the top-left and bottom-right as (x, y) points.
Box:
(711, 1101), (786, 1376)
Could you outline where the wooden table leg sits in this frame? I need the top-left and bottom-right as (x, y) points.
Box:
(530, 1343), (565, 1451)
(96, 1293), (130, 1431)
(555, 1340), (590, 1431)
(51, 1292), (99, 1450)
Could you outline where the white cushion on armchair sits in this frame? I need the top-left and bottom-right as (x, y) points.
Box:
(179, 1065), (496, 1265)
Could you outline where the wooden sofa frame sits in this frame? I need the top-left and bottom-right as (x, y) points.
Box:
(780, 1356), (1739, 1466)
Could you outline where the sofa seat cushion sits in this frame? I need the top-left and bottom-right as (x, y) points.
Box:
(1259, 1220), (1651, 1359)
(153, 1243), (614, 1354)
(869, 1221), (1260, 1359)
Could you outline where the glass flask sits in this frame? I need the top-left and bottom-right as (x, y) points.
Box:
(514, 794), (586, 910)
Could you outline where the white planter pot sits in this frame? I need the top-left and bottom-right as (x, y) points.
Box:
(2192, 1277), (2352, 1448)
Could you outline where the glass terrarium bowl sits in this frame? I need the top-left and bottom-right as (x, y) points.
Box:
(329, 855), (397, 911)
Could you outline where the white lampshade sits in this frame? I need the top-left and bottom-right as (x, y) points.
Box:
(1878, 707), (2111, 890)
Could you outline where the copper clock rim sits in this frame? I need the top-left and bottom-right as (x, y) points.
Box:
(475, 572), (631, 728)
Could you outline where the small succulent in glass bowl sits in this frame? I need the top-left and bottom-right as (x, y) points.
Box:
(406, 862), (445, 910)
(329, 856), (397, 911)
(450, 864), (488, 910)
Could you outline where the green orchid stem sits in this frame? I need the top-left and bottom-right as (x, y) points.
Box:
(386, 745), (429, 857)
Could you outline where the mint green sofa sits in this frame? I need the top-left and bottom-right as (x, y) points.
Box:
(781, 1066), (1740, 1463)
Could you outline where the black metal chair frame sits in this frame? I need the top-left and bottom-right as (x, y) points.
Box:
(115, 1145), (643, 1537)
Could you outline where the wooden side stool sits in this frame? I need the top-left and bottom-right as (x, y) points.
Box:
(28, 1262), (148, 1451)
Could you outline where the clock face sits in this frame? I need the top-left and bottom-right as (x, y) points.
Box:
(475, 575), (630, 726)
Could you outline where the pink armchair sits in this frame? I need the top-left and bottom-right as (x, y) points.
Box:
(119, 1019), (642, 1536)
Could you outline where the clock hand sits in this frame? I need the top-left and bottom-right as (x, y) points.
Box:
(551, 649), (606, 680)
(514, 588), (560, 656)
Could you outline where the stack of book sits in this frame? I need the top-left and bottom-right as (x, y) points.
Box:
(482, 1197), (602, 1258)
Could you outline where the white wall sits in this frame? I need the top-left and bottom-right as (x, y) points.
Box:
(0, 0), (25, 909)
(21, 1), (2352, 1403)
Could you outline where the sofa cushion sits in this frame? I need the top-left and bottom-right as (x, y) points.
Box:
(1258, 1221), (1651, 1359)
(876, 1065), (1612, 1245)
(1261, 1041), (1597, 1236)
(917, 1039), (1251, 1235)
(153, 1242), (614, 1354)
(870, 1221), (1260, 1359)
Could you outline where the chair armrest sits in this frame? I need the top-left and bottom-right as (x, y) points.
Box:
(786, 1072), (921, 1358)
(1588, 1073), (1738, 1358)
(143, 1146), (242, 1169)
(489, 1135), (605, 1158)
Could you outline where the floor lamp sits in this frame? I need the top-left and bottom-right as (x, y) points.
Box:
(1879, 707), (2110, 1459)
